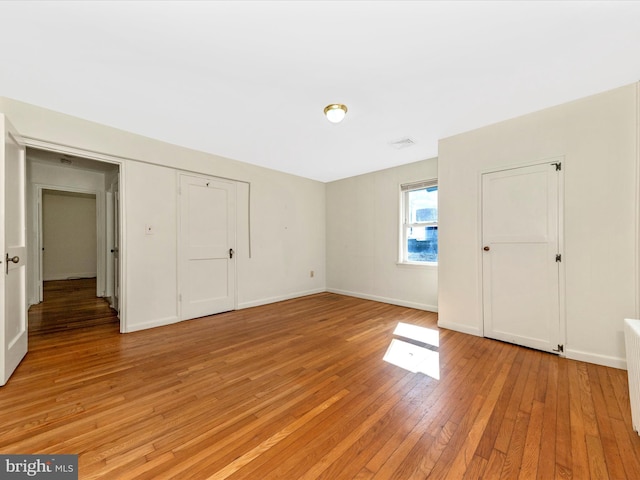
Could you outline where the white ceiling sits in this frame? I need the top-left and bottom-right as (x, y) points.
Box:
(2, 1), (640, 182)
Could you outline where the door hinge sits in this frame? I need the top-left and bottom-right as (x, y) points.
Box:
(555, 254), (562, 262)
(552, 162), (562, 171)
(553, 344), (564, 353)
(179, 293), (182, 302)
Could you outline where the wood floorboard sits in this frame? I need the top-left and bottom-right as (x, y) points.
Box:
(0, 282), (638, 478)
(28, 279), (119, 334)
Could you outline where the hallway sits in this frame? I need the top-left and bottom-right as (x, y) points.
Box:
(28, 279), (119, 335)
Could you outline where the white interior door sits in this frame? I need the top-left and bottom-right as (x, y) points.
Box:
(105, 184), (120, 312)
(482, 162), (561, 353)
(37, 192), (43, 303)
(1, 115), (27, 386)
(113, 189), (120, 312)
(179, 174), (236, 320)
(105, 191), (114, 300)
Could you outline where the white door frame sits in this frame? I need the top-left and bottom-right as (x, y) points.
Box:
(23, 138), (127, 332)
(34, 185), (103, 301)
(478, 157), (566, 353)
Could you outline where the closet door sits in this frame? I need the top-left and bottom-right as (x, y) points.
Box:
(482, 162), (561, 353)
(179, 174), (236, 320)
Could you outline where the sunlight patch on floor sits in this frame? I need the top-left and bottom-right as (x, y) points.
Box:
(393, 322), (439, 347)
(383, 322), (440, 379)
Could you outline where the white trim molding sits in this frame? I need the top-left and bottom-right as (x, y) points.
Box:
(123, 315), (181, 333)
(238, 288), (326, 310)
(437, 320), (482, 337)
(565, 347), (626, 370)
(327, 288), (438, 313)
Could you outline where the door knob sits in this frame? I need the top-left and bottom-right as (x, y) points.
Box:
(483, 246), (490, 251)
(5, 254), (19, 274)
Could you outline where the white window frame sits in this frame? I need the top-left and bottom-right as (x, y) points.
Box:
(399, 179), (438, 266)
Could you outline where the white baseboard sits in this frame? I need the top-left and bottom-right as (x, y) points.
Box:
(326, 288), (438, 313)
(437, 319), (482, 337)
(238, 288), (326, 309)
(123, 315), (180, 333)
(565, 348), (627, 370)
(43, 273), (97, 281)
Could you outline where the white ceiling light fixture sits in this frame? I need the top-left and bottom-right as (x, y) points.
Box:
(324, 104), (348, 124)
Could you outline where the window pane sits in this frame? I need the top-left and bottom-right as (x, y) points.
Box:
(407, 226), (438, 262)
(409, 187), (437, 223)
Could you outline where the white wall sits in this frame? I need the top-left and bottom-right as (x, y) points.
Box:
(238, 172), (326, 309)
(1, 97), (326, 333)
(438, 83), (639, 368)
(326, 158), (438, 311)
(30, 160), (106, 190)
(124, 162), (179, 329)
(42, 191), (97, 280)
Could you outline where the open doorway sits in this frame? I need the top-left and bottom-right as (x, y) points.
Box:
(42, 190), (97, 282)
(26, 148), (121, 334)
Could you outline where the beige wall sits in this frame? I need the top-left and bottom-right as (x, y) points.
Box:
(42, 191), (97, 280)
(438, 83), (639, 368)
(326, 158), (438, 311)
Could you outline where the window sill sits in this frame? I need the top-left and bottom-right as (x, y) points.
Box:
(396, 261), (438, 269)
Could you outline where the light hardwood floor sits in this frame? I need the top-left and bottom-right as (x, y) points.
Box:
(1, 280), (639, 479)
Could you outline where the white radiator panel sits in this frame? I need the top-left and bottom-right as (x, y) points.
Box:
(624, 318), (640, 435)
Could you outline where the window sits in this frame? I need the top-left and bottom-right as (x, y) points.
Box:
(400, 180), (438, 264)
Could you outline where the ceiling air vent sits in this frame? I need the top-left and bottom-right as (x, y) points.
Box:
(389, 137), (416, 150)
